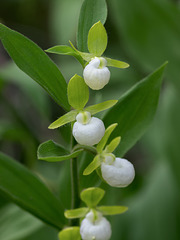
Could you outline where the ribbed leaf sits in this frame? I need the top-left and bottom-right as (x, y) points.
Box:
(0, 152), (66, 229)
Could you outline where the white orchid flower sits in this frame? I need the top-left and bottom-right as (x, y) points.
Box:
(73, 111), (105, 146)
(83, 57), (110, 90)
(101, 156), (135, 187)
(80, 210), (112, 240)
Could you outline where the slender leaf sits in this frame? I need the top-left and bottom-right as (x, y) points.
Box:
(0, 23), (70, 111)
(68, 74), (89, 110)
(48, 110), (78, 129)
(64, 208), (88, 219)
(103, 62), (167, 156)
(77, 0), (107, 52)
(85, 100), (118, 115)
(58, 227), (81, 240)
(96, 123), (118, 152)
(0, 152), (66, 229)
(105, 57), (129, 69)
(88, 21), (107, 56)
(80, 187), (105, 208)
(46, 45), (84, 66)
(97, 206), (128, 215)
(38, 140), (83, 162)
(83, 155), (101, 175)
(104, 137), (121, 153)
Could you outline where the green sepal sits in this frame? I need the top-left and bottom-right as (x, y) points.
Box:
(84, 100), (118, 115)
(58, 227), (81, 240)
(48, 110), (78, 129)
(45, 45), (84, 67)
(80, 187), (105, 208)
(97, 206), (128, 216)
(83, 155), (101, 175)
(64, 207), (89, 219)
(68, 74), (89, 110)
(88, 21), (107, 56)
(69, 41), (94, 62)
(96, 123), (118, 153)
(105, 57), (129, 69)
(104, 137), (121, 153)
(37, 140), (83, 162)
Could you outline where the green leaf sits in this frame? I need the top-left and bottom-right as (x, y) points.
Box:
(48, 110), (78, 129)
(0, 152), (66, 229)
(77, 0), (107, 52)
(64, 208), (89, 219)
(58, 227), (81, 240)
(103, 62), (167, 156)
(97, 206), (128, 215)
(96, 123), (118, 153)
(83, 155), (101, 175)
(105, 57), (129, 69)
(38, 140), (83, 162)
(85, 100), (118, 115)
(68, 74), (89, 110)
(80, 187), (105, 208)
(46, 45), (84, 67)
(104, 137), (121, 153)
(88, 21), (107, 56)
(0, 24), (70, 111)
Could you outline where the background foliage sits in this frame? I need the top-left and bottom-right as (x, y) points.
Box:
(0, 0), (180, 239)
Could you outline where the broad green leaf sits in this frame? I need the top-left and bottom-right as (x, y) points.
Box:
(48, 110), (78, 129)
(96, 123), (118, 153)
(38, 140), (83, 162)
(64, 208), (88, 219)
(0, 24), (70, 111)
(46, 45), (84, 66)
(97, 206), (128, 215)
(88, 21), (107, 56)
(68, 74), (89, 110)
(104, 137), (121, 153)
(85, 100), (118, 115)
(0, 152), (66, 229)
(103, 62), (167, 156)
(80, 187), (105, 208)
(83, 155), (101, 175)
(0, 204), (43, 240)
(105, 57), (129, 69)
(58, 227), (81, 240)
(77, 0), (107, 52)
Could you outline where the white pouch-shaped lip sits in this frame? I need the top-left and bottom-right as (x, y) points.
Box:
(72, 112), (105, 146)
(80, 210), (112, 240)
(83, 57), (110, 90)
(101, 157), (135, 187)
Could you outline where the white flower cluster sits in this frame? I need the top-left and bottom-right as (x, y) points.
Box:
(80, 210), (111, 240)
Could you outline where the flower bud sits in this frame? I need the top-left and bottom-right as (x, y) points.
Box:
(73, 112), (105, 146)
(101, 157), (135, 187)
(80, 210), (112, 240)
(83, 57), (110, 90)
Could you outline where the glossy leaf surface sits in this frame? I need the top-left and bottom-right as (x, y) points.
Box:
(103, 62), (167, 156)
(38, 140), (83, 162)
(0, 152), (66, 229)
(0, 24), (70, 111)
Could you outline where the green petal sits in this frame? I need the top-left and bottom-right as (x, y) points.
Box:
(84, 100), (118, 115)
(97, 206), (128, 215)
(48, 110), (78, 129)
(96, 123), (118, 153)
(88, 21), (107, 56)
(83, 155), (101, 175)
(105, 57), (129, 68)
(104, 137), (121, 153)
(64, 208), (88, 219)
(68, 74), (89, 110)
(80, 187), (105, 208)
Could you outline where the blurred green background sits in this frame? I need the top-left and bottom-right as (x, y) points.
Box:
(0, 0), (180, 239)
